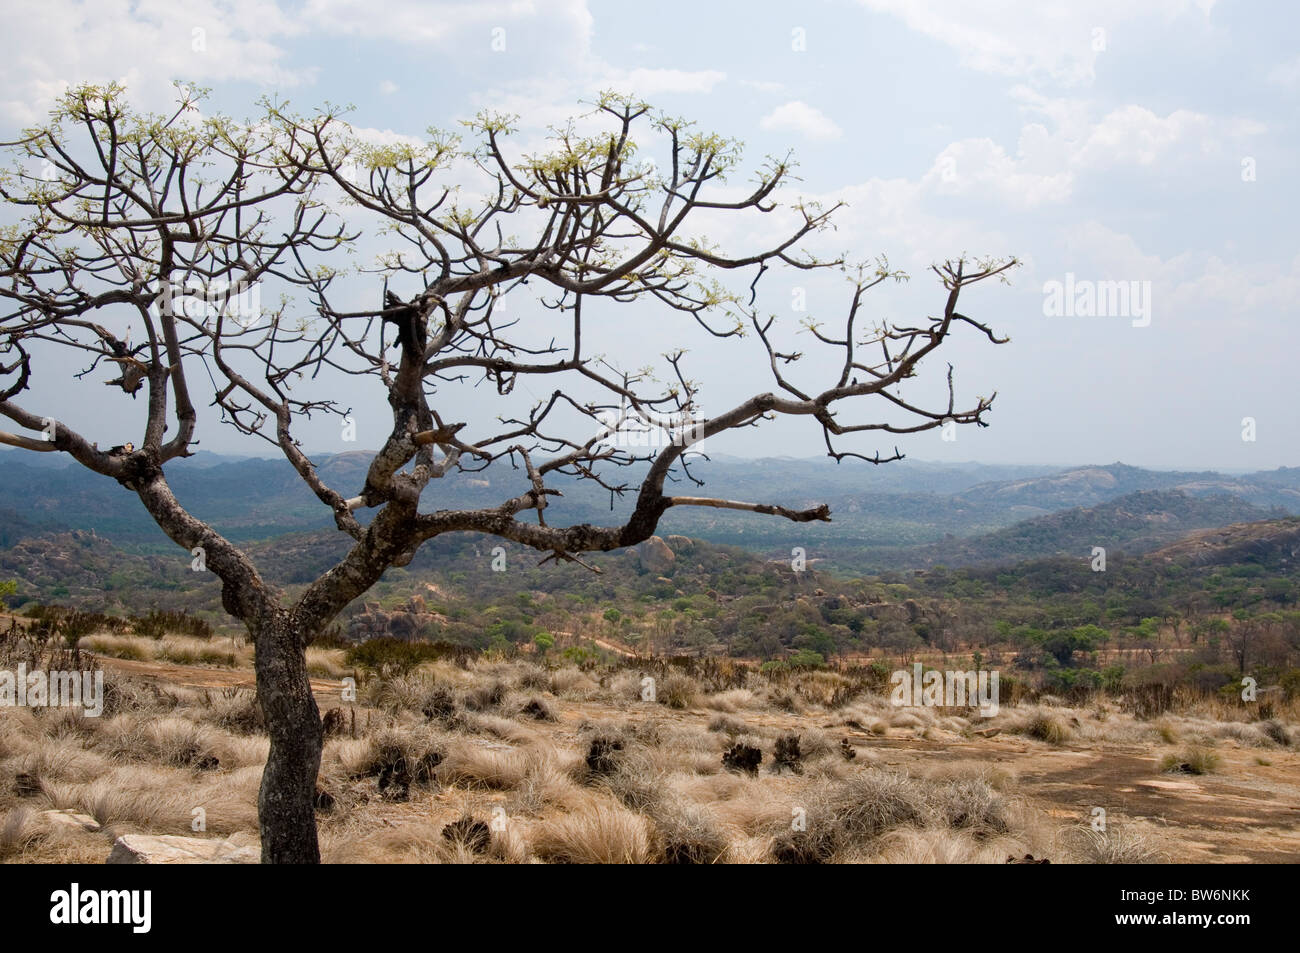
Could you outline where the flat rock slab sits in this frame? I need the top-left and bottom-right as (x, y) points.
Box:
(41, 810), (101, 833)
(106, 833), (260, 864)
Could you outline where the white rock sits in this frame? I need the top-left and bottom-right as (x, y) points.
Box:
(106, 833), (260, 864)
(41, 810), (102, 833)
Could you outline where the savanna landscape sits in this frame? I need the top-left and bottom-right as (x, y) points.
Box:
(0, 1), (1295, 902)
(2, 482), (1299, 865)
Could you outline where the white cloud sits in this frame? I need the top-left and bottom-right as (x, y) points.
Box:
(0, 0), (311, 124)
(885, 97), (1262, 211)
(379, 80), (399, 95)
(857, 0), (1217, 86)
(1074, 105), (1263, 168)
(917, 90), (1271, 207)
(759, 101), (842, 142)
(1056, 221), (1300, 324)
(925, 137), (1074, 207)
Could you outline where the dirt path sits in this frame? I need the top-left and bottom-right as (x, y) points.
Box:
(98, 656), (344, 701)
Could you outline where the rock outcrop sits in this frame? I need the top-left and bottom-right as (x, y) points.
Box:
(636, 535), (676, 573)
(106, 832), (260, 864)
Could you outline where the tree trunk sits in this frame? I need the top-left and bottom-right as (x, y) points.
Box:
(253, 612), (323, 863)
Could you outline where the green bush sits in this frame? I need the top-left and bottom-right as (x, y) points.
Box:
(1280, 669), (1300, 702)
(345, 638), (449, 673)
(131, 608), (213, 640)
(788, 649), (826, 670)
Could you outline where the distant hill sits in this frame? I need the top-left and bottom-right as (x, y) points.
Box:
(951, 463), (1300, 513)
(878, 489), (1277, 570)
(1147, 516), (1300, 570)
(1, 451), (1299, 572)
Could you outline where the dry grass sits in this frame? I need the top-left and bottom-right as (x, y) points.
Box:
(1160, 746), (1222, 775)
(529, 800), (654, 864)
(1012, 708), (1075, 746)
(439, 739), (537, 790)
(1064, 823), (1168, 863)
(79, 633), (248, 667)
(306, 647), (350, 679)
(0, 651), (1292, 864)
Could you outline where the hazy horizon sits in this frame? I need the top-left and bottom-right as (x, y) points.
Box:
(0, 444), (1285, 478)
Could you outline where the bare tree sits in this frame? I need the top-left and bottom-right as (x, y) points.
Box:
(0, 85), (1016, 862)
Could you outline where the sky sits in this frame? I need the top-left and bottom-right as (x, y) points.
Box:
(0, 0), (1296, 471)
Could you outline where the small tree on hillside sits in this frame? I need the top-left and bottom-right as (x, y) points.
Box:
(0, 85), (1016, 862)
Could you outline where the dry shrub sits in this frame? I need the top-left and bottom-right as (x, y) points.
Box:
(306, 647), (349, 679)
(648, 798), (729, 864)
(707, 714), (746, 735)
(43, 765), (259, 834)
(42, 707), (103, 742)
(78, 634), (153, 662)
(583, 735), (627, 781)
(1018, 709), (1074, 745)
(462, 679), (509, 712)
(798, 728), (836, 761)
(366, 724), (448, 780)
(517, 696), (555, 722)
(702, 689), (756, 712)
(1211, 721), (1268, 747)
(462, 712), (539, 745)
(321, 817), (501, 864)
(1160, 747), (1221, 775)
(1259, 720), (1292, 747)
(832, 771), (932, 841)
(770, 768), (1015, 864)
(608, 671), (643, 702)
(858, 828), (1019, 864)
(439, 739), (536, 790)
(506, 757), (584, 817)
(1065, 823), (1167, 863)
(320, 737), (378, 786)
(690, 773), (786, 835)
(364, 671), (438, 713)
(793, 670), (856, 707)
(0, 806), (43, 859)
(143, 717), (225, 768)
(514, 663), (551, 693)
(550, 667), (599, 699)
(199, 689), (264, 735)
(156, 636), (239, 667)
(927, 776), (1011, 835)
(14, 738), (110, 785)
(658, 672), (698, 710)
(0, 709), (40, 760)
(530, 800), (653, 864)
(888, 711), (925, 729)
